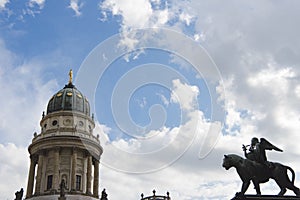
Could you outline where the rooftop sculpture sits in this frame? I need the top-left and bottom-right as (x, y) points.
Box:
(222, 137), (300, 198)
(100, 189), (108, 200)
(14, 188), (23, 200)
(59, 179), (68, 198)
(141, 190), (170, 200)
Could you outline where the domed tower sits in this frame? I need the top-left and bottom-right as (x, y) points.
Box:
(25, 70), (103, 200)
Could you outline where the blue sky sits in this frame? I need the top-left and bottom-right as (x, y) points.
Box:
(0, 0), (214, 141)
(1, 0), (117, 72)
(1, 0), (300, 200)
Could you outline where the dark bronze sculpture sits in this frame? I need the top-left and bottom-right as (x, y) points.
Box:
(243, 137), (282, 167)
(223, 137), (300, 196)
(59, 179), (67, 197)
(14, 188), (23, 200)
(100, 189), (108, 200)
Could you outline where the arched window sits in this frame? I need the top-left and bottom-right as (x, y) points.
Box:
(76, 175), (81, 191)
(47, 175), (53, 190)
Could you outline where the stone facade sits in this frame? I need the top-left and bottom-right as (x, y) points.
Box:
(25, 75), (103, 200)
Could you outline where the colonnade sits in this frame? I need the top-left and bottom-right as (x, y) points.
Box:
(25, 149), (100, 198)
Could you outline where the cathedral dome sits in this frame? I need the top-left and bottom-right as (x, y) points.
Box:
(46, 71), (90, 116)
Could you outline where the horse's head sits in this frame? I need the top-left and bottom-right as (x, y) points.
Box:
(222, 154), (242, 170)
(222, 155), (232, 170)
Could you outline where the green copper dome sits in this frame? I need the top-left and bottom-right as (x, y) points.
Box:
(47, 83), (90, 116)
(46, 70), (90, 116)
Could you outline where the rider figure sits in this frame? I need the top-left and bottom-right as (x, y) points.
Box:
(243, 137), (259, 161)
(243, 137), (270, 168)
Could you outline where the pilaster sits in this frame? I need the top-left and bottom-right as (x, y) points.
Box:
(71, 148), (77, 191)
(26, 155), (37, 198)
(53, 148), (60, 192)
(34, 153), (44, 195)
(86, 155), (92, 195)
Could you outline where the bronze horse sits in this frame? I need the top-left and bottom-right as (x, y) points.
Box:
(222, 154), (300, 196)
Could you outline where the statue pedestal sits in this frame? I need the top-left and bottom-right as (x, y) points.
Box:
(231, 195), (300, 200)
(58, 197), (66, 200)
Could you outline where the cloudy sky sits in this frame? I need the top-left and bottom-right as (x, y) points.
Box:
(1, 0), (300, 199)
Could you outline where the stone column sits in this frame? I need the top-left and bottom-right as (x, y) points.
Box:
(93, 159), (99, 197)
(34, 154), (44, 195)
(26, 156), (37, 198)
(71, 149), (77, 191)
(53, 149), (60, 191)
(86, 155), (92, 195)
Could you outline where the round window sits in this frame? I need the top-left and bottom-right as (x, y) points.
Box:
(63, 119), (72, 126)
(52, 120), (58, 126)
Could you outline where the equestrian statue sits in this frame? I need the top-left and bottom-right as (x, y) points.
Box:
(222, 137), (300, 197)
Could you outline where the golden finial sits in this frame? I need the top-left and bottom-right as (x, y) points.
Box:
(68, 69), (73, 84)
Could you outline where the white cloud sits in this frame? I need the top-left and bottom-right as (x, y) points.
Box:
(100, 80), (201, 168)
(0, 38), (67, 199)
(274, 105), (300, 130)
(0, 63), (58, 145)
(68, 0), (84, 17)
(100, 0), (192, 56)
(25, 0), (45, 17)
(0, 40), (58, 145)
(29, 0), (45, 9)
(156, 92), (169, 106)
(100, 119), (227, 199)
(97, 78), (229, 199)
(170, 79), (199, 112)
(0, 143), (28, 200)
(98, 109), (247, 200)
(179, 12), (193, 26)
(153, 8), (169, 26)
(136, 97), (147, 108)
(101, 0), (153, 28)
(0, 0), (9, 9)
(4, 1), (300, 199)
(295, 85), (300, 99)
(247, 65), (296, 96)
(193, 33), (200, 41)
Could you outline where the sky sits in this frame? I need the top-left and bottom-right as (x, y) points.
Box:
(1, 0), (300, 199)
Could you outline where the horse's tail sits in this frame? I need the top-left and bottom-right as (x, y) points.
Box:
(286, 165), (296, 184)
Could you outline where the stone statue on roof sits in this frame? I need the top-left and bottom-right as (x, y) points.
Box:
(59, 179), (67, 197)
(68, 69), (73, 84)
(15, 188), (23, 200)
(100, 189), (108, 200)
